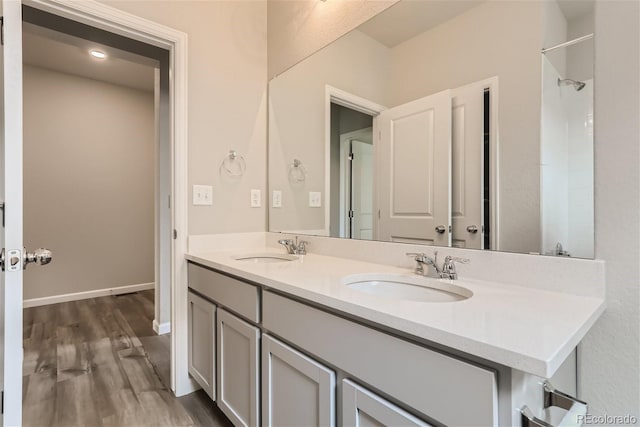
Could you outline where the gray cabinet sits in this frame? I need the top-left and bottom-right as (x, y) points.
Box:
(342, 380), (431, 427)
(187, 291), (216, 400)
(216, 308), (260, 427)
(262, 334), (336, 427)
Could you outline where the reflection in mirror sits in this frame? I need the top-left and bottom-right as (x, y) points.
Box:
(268, 0), (594, 258)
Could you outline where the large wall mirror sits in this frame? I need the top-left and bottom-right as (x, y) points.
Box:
(268, 0), (594, 258)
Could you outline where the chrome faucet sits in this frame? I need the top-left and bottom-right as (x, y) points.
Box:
(278, 236), (309, 255)
(406, 252), (442, 277)
(406, 251), (469, 280)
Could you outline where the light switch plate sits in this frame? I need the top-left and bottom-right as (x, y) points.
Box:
(193, 185), (213, 205)
(272, 190), (282, 208)
(251, 189), (261, 207)
(309, 191), (322, 207)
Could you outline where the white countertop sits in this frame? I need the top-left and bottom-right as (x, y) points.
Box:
(186, 248), (605, 378)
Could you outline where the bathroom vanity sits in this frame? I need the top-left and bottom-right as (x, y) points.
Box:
(184, 235), (605, 427)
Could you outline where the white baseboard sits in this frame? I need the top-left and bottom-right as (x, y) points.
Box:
(23, 282), (155, 308)
(153, 319), (171, 335)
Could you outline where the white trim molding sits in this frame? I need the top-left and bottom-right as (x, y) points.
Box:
(23, 0), (193, 396)
(23, 282), (154, 308)
(153, 319), (171, 335)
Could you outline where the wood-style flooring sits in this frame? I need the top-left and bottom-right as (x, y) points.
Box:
(23, 290), (233, 427)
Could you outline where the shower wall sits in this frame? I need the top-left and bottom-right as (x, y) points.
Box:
(540, 57), (594, 258)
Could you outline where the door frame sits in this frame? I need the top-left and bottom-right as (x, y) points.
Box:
(23, 0), (193, 396)
(324, 85), (385, 237)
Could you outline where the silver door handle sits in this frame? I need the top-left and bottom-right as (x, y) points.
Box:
(435, 225), (447, 234)
(466, 225), (479, 234)
(23, 248), (52, 269)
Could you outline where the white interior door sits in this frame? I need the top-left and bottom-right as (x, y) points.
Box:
(451, 82), (485, 249)
(0, 1), (24, 425)
(350, 140), (373, 240)
(377, 90), (452, 246)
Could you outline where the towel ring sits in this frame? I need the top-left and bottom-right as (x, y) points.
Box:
(221, 150), (246, 177)
(289, 158), (307, 183)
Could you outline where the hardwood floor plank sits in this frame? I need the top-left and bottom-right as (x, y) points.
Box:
(56, 324), (92, 382)
(55, 374), (102, 427)
(22, 369), (57, 426)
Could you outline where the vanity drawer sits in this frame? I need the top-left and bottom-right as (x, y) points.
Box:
(263, 291), (498, 426)
(188, 263), (260, 323)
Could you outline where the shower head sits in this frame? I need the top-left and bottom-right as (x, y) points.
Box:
(557, 78), (586, 91)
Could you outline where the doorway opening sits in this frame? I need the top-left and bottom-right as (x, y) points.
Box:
(21, 4), (172, 331)
(19, 5), (190, 422)
(330, 103), (374, 239)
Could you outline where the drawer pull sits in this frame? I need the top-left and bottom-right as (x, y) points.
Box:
(520, 381), (588, 427)
(543, 381), (587, 412)
(521, 406), (553, 427)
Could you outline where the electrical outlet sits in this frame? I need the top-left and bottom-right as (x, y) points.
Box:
(251, 189), (262, 207)
(309, 191), (322, 207)
(193, 185), (213, 205)
(272, 190), (282, 208)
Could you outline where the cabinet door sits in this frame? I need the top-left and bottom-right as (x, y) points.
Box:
(342, 380), (432, 427)
(262, 334), (335, 427)
(217, 308), (260, 427)
(188, 291), (216, 400)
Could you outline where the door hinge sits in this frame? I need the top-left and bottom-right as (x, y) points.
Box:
(348, 153), (354, 161)
(1, 17), (4, 46)
(378, 209), (381, 219)
(348, 210), (354, 219)
(168, 195), (171, 209)
(0, 202), (5, 227)
(2, 390), (4, 414)
(173, 229), (177, 240)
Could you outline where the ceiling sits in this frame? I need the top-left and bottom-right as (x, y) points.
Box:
(557, 0), (595, 20)
(23, 23), (156, 92)
(357, 0), (484, 48)
(357, 0), (594, 49)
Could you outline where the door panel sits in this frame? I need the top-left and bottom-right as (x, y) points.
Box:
(351, 140), (373, 240)
(342, 380), (431, 427)
(451, 82), (485, 249)
(262, 334), (335, 427)
(0, 1), (24, 425)
(216, 308), (259, 427)
(187, 292), (215, 399)
(378, 90), (451, 246)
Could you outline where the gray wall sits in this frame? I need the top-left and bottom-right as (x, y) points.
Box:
(23, 65), (155, 300)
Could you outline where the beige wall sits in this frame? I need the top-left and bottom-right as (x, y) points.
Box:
(23, 65), (154, 300)
(268, 29), (389, 233)
(267, 0), (398, 78)
(101, 0), (268, 236)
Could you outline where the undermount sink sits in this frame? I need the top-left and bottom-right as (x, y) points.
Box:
(233, 253), (298, 263)
(343, 273), (472, 303)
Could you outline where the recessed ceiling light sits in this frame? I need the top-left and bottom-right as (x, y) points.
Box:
(89, 50), (107, 59)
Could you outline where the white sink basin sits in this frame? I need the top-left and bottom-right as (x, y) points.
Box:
(233, 253), (298, 263)
(343, 273), (472, 303)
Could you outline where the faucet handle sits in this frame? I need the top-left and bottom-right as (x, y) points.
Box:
(444, 255), (470, 264)
(296, 240), (309, 254)
(406, 252), (426, 258)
